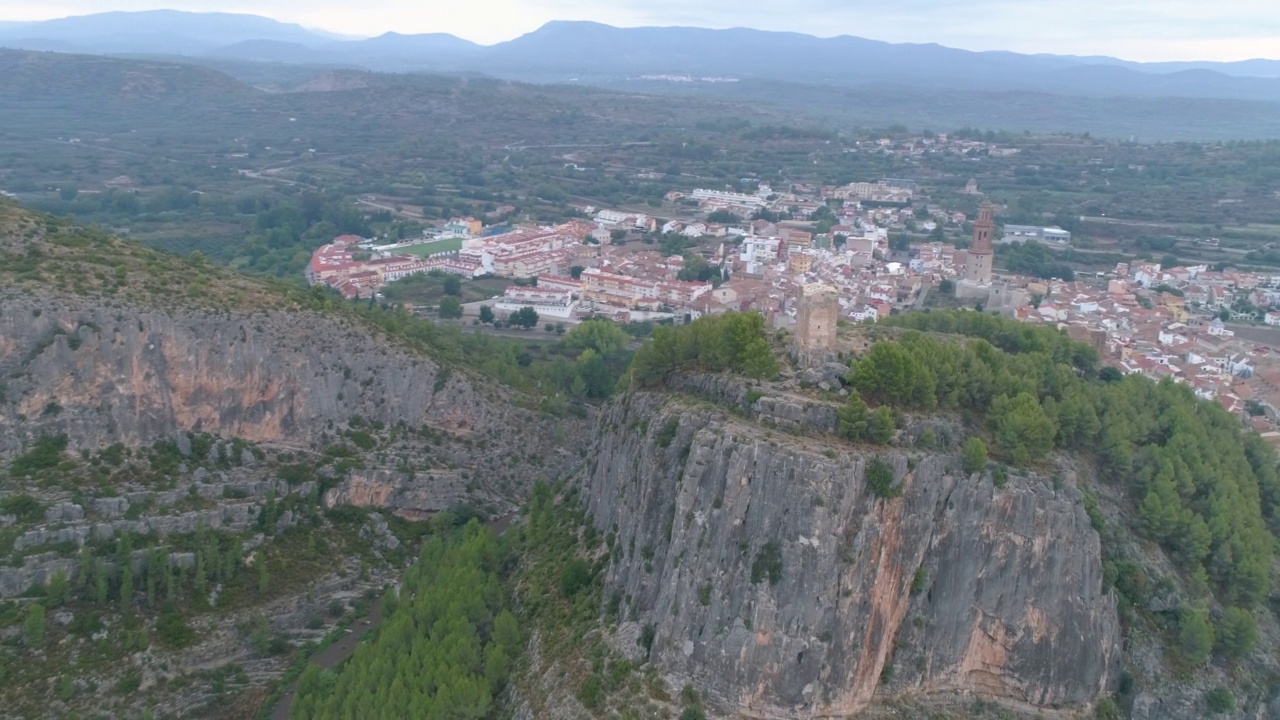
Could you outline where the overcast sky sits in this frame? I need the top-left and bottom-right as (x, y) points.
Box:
(5, 0), (1279, 61)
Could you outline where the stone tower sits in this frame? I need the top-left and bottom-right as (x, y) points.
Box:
(964, 201), (995, 286)
(795, 283), (838, 364)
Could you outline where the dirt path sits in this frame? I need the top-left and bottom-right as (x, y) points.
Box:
(267, 514), (516, 718)
(268, 600), (382, 720)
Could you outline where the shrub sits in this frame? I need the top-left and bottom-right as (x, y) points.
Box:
(751, 542), (783, 585)
(865, 459), (900, 499)
(910, 566), (927, 596)
(638, 623), (656, 654)
(1095, 697), (1121, 720)
(347, 430), (376, 450)
(114, 672), (142, 695)
(155, 608), (196, 649)
(560, 558), (593, 597)
(277, 463), (313, 486)
(1205, 686), (1235, 713)
(578, 676), (604, 709)
(9, 434), (68, 477)
(656, 418), (680, 448)
(1, 494), (44, 523)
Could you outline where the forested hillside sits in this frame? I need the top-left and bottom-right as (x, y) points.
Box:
(865, 312), (1278, 672)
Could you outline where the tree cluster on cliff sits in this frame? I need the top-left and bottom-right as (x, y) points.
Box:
(290, 521), (519, 719)
(627, 312), (779, 387)
(843, 311), (1279, 629)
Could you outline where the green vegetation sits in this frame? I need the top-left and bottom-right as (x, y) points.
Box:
(290, 521), (517, 718)
(865, 459), (901, 499)
(1177, 604), (1215, 665)
(508, 306), (540, 329)
(1214, 607), (1258, 660)
(1095, 697), (1122, 720)
(656, 418), (680, 449)
(9, 434), (69, 477)
(849, 311), (1278, 626)
(382, 273), (507, 306)
(996, 241), (1075, 281)
(1205, 686), (1236, 713)
(961, 437), (988, 474)
(628, 312), (778, 387)
(437, 295), (463, 319)
(1, 493), (44, 522)
(909, 566), (928, 596)
(560, 558), (594, 598)
(750, 542), (783, 585)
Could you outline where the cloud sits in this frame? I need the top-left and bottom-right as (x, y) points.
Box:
(2, 0), (1279, 60)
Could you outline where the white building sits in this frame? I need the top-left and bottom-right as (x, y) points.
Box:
(1000, 225), (1072, 246)
(740, 237), (782, 274)
(494, 287), (577, 319)
(691, 188), (767, 208)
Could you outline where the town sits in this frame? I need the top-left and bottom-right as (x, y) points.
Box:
(305, 143), (1280, 445)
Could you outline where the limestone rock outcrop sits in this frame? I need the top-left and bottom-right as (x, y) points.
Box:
(0, 292), (588, 491)
(583, 390), (1120, 718)
(323, 468), (496, 519)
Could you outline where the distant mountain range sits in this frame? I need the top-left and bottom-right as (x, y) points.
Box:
(4, 10), (1280, 121)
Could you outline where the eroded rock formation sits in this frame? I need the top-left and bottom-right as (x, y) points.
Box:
(583, 389), (1120, 718)
(0, 292), (587, 492)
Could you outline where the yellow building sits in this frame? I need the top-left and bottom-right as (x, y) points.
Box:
(788, 252), (814, 274)
(1160, 292), (1188, 321)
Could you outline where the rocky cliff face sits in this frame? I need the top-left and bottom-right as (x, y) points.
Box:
(582, 386), (1120, 718)
(0, 292), (587, 494)
(323, 467), (498, 520)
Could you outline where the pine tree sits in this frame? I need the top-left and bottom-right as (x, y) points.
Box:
(866, 407), (895, 445)
(24, 603), (46, 647)
(990, 392), (1057, 465)
(261, 491), (277, 533)
(120, 567), (134, 614)
(258, 556), (270, 594)
(94, 558), (109, 603)
(837, 394), (869, 440)
(47, 569), (70, 607)
(165, 560), (178, 602)
(961, 437), (988, 474)
(75, 545), (91, 599)
(146, 548), (161, 606)
(1216, 607), (1258, 660)
(194, 551), (208, 598)
(1178, 604), (1214, 665)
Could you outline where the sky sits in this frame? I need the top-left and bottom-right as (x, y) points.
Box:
(3, 0), (1279, 62)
